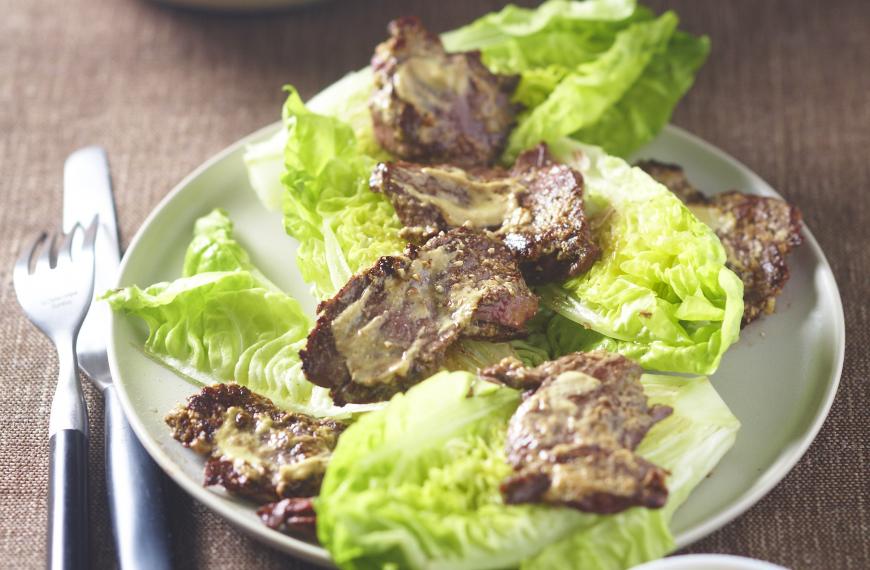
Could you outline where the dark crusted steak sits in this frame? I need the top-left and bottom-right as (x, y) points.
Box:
(165, 382), (277, 454)
(501, 144), (600, 283)
(258, 498), (317, 539)
(165, 384), (345, 503)
(371, 144), (599, 284)
(481, 350), (643, 393)
(637, 160), (803, 326)
(481, 352), (672, 514)
(301, 227), (538, 405)
(370, 16), (519, 166)
(370, 161), (520, 243)
(690, 192), (803, 325)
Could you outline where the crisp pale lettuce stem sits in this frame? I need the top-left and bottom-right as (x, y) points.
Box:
(322, 219), (353, 294)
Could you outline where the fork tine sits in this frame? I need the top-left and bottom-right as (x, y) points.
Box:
(82, 215), (99, 252)
(14, 232), (47, 282)
(58, 222), (82, 264)
(36, 232), (59, 271)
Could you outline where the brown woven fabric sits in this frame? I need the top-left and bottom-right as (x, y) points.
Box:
(1, 0), (868, 568)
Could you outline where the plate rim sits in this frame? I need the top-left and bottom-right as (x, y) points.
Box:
(107, 122), (845, 565)
(660, 126), (845, 547)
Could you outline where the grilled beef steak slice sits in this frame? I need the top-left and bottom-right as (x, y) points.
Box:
(370, 161), (520, 243)
(165, 384), (345, 503)
(371, 144), (599, 283)
(482, 352), (672, 514)
(370, 16), (518, 166)
(258, 498), (317, 539)
(301, 227), (538, 405)
(690, 192), (803, 325)
(501, 144), (600, 283)
(480, 350), (644, 392)
(637, 160), (803, 326)
(165, 382), (277, 455)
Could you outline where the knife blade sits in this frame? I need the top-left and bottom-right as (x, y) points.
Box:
(63, 147), (173, 570)
(63, 146), (120, 387)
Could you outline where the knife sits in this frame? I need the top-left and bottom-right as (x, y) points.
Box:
(63, 147), (173, 570)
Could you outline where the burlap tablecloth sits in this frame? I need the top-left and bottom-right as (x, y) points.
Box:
(2, 0), (867, 568)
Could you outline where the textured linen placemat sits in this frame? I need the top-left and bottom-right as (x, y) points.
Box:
(1, 0), (867, 568)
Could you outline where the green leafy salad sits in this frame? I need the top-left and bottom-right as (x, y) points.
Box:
(107, 1), (745, 568)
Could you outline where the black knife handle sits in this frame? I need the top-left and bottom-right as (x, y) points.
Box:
(48, 429), (89, 570)
(105, 384), (173, 570)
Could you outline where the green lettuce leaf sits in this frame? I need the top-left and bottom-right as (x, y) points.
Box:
(317, 370), (740, 570)
(540, 140), (743, 375)
(181, 208), (280, 291)
(280, 85), (405, 298)
(503, 12), (680, 160)
(105, 210), (369, 416)
(444, 0), (709, 159)
(182, 208), (251, 275)
(244, 68), (380, 212)
(573, 30), (710, 157)
(104, 271), (317, 407)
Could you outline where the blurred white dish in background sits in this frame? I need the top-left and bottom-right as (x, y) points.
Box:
(150, 0), (329, 12)
(632, 554), (789, 570)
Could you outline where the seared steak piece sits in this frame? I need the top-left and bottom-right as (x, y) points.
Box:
(371, 144), (599, 284)
(481, 350), (643, 392)
(165, 384), (345, 503)
(301, 227), (538, 405)
(258, 498), (317, 539)
(165, 383), (276, 455)
(482, 352), (672, 514)
(370, 161), (520, 243)
(637, 160), (803, 326)
(501, 144), (600, 284)
(370, 16), (519, 166)
(690, 192), (803, 325)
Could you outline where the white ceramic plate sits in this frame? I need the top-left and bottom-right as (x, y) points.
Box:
(631, 554), (788, 570)
(108, 121), (845, 567)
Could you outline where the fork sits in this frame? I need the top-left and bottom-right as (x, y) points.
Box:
(14, 217), (98, 570)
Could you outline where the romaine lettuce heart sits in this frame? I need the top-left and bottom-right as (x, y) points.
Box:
(542, 139), (743, 375)
(443, 0), (710, 159)
(316, 370), (740, 570)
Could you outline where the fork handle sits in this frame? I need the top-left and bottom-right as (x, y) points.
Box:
(104, 384), (173, 570)
(48, 429), (89, 570)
